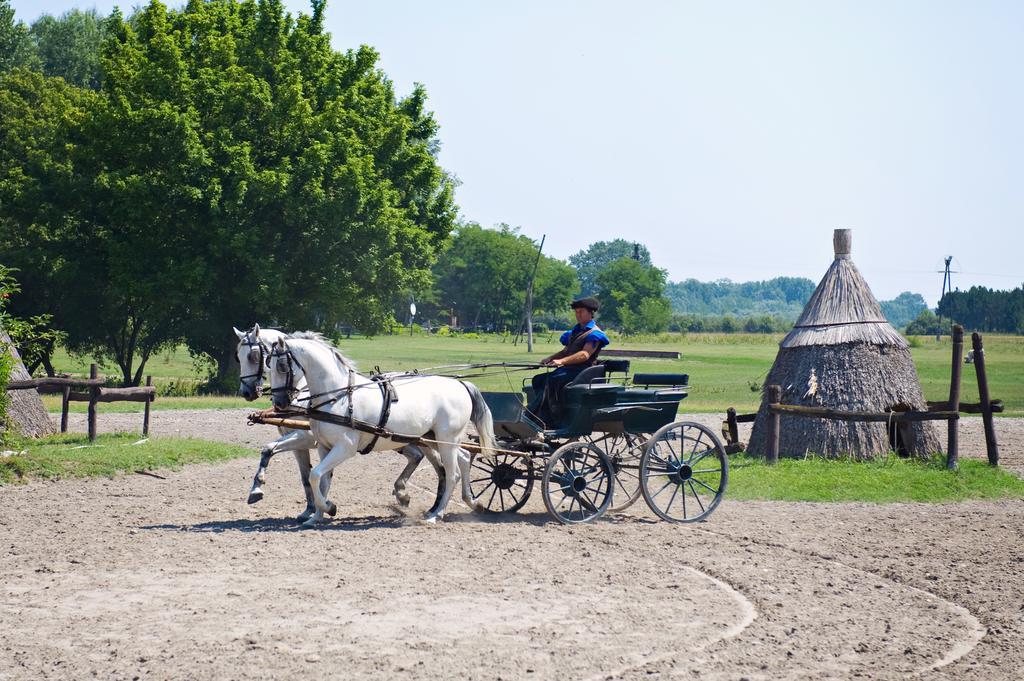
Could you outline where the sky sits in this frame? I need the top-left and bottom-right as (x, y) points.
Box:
(10, 0), (1024, 305)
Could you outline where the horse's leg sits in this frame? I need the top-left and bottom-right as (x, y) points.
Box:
(424, 443), (460, 523)
(294, 448), (316, 522)
(394, 445), (425, 508)
(458, 447), (479, 510)
(304, 440), (357, 528)
(247, 429), (312, 504)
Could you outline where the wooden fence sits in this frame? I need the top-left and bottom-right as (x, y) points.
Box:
(7, 364), (156, 441)
(722, 326), (1002, 468)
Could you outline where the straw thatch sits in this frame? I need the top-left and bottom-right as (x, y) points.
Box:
(746, 230), (940, 460)
(1, 323), (56, 439)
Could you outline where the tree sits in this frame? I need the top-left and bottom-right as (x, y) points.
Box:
(569, 239), (651, 297)
(0, 67), (97, 375)
(0, 0), (39, 72)
(29, 9), (110, 89)
(1, 0), (459, 387)
(880, 292), (928, 330)
(905, 309), (943, 336)
(594, 257), (672, 334)
(433, 223), (578, 329)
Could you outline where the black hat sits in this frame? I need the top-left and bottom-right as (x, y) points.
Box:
(571, 296), (600, 312)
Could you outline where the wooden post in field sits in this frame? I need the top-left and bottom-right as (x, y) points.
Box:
(726, 407), (739, 446)
(60, 385), (70, 433)
(946, 325), (963, 469)
(971, 332), (999, 466)
(766, 385), (781, 465)
(87, 363), (98, 442)
(143, 375), (153, 436)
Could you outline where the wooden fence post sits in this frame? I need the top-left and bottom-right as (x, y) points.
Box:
(87, 363), (98, 442)
(946, 326), (963, 470)
(766, 384), (781, 465)
(726, 407), (739, 446)
(143, 375), (153, 436)
(60, 385), (71, 433)
(971, 332), (999, 466)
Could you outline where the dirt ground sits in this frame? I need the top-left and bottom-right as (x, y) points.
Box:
(1, 409), (1022, 680)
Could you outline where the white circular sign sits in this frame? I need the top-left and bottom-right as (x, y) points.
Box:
(409, 303), (417, 317)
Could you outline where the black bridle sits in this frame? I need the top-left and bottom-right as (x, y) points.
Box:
(268, 345), (305, 404)
(237, 330), (270, 396)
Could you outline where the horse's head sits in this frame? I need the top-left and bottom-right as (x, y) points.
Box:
(268, 337), (303, 410)
(233, 324), (267, 401)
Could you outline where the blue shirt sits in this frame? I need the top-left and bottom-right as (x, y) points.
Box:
(559, 320), (610, 349)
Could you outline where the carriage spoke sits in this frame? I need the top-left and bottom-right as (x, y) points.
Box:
(665, 483), (680, 514)
(473, 480), (495, 500)
(687, 480), (707, 514)
(691, 467), (722, 475)
(487, 484), (498, 509)
(691, 477), (720, 495)
(651, 478), (674, 498)
(687, 429), (706, 463)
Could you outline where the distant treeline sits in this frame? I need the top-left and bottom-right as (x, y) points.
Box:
(666, 278), (928, 330)
(937, 285), (1024, 334)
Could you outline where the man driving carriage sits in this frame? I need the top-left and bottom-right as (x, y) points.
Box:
(526, 296), (610, 423)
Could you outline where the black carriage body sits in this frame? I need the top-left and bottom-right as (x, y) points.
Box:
(483, 371), (689, 442)
(473, 365), (726, 525)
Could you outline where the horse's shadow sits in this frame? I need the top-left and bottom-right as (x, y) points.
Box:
(140, 508), (576, 534)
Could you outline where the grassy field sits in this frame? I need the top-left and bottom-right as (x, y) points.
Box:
(40, 332), (1023, 416)
(726, 453), (1024, 502)
(0, 433), (254, 484)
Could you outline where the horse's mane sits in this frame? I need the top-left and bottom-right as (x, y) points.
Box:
(286, 331), (357, 372)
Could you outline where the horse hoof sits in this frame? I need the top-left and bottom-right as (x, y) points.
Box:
(326, 502), (337, 517)
(395, 494), (410, 508)
(296, 510), (314, 522)
(300, 517), (318, 529)
(247, 490), (264, 505)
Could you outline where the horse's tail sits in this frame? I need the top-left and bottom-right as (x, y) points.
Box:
(463, 382), (496, 455)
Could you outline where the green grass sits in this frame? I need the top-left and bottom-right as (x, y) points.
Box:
(39, 332), (1023, 416)
(725, 453), (1024, 503)
(0, 433), (254, 484)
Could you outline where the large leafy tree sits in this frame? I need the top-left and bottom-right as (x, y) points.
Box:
(569, 239), (651, 297)
(595, 257), (672, 334)
(1, 0), (457, 386)
(433, 223), (578, 329)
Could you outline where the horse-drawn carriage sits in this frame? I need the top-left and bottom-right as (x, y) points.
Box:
(468, 360), (728, 524)
(238, 326), (727, 527)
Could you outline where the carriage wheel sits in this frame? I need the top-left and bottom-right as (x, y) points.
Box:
(640, 421), (728, 523)
(584, 432), (648, 512)
(542, 441), (614, 524)
(469, 451), (535, 513)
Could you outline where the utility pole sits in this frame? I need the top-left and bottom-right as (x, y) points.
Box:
(518, 234), (546, 352)
(936, 256), (955, 340)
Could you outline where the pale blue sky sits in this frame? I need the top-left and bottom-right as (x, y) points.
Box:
(11, 0), (1024, 304)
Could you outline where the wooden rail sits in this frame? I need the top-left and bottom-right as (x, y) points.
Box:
(720, 325), (1002, 467)
(7, 364), (156, 441)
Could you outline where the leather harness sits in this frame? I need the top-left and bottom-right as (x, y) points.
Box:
(270, 347), (456, 454)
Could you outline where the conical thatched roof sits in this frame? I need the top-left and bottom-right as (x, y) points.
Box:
(781, 230), (907, 349)
(746, 230), (940, 460)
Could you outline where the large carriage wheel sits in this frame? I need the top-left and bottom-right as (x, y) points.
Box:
(640, 421), (727, 523)
(469, 451), (535, 513)
(584, 432), (648, 512)
(542, 441), (614, 524)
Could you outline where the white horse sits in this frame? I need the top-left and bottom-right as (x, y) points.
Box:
(234, 325), (442, 522)
(268, 333), (495, 527)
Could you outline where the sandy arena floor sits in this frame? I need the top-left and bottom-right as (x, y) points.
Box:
(0, 409), (1022, 680)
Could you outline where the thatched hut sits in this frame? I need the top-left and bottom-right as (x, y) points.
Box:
(1, 323), (56, 439)
(746, 229), (940, 460)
